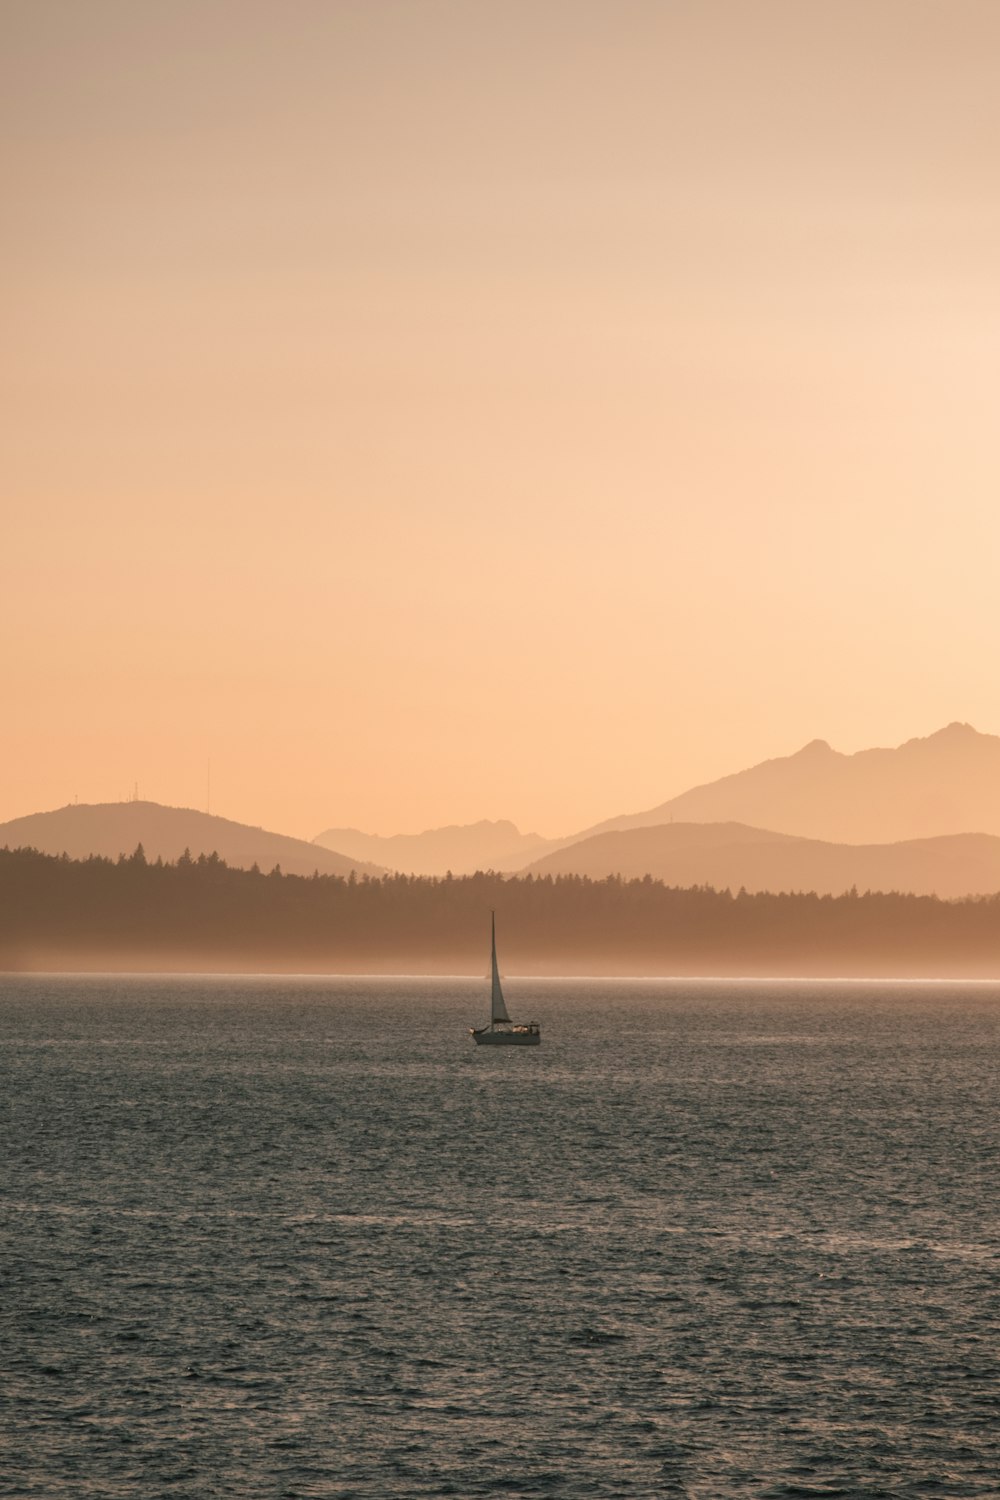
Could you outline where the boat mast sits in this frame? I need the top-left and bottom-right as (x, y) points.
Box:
(490, 910), (510, 1027)
(491, 911), (496, 1031)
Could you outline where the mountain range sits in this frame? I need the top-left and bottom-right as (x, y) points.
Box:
(8, 724), (1000, 897)
(312, 724), (1000, 883)
(576, 721), (1000, 846)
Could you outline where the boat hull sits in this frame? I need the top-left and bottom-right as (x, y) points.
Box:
(471, 1028), (540, 1046)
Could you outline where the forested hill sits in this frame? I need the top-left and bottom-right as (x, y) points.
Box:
(4, 845), (1000, 978)
(0, 800), (383, 879)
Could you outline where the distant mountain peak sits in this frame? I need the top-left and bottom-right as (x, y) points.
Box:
(930, 720), (978, 739)
(796, 738), (834, 756)
(901, 722), (986, 752)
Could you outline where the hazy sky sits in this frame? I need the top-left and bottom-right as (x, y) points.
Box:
(4, 0), (999, 840)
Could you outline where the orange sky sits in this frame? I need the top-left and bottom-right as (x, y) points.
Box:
(4, 0), (999, 841)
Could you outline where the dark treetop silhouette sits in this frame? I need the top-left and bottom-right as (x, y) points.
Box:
(4, 845), (1000, 978)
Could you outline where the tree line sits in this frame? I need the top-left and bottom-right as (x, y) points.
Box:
(3, 843), (1000, 976)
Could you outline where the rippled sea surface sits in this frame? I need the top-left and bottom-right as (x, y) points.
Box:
(3, 976), (999, 1498)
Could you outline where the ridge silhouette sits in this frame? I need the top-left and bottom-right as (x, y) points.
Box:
(0, 801), (383, 880)
(522, 821), (1000, 898)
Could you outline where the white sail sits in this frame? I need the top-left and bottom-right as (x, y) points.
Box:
(490, 912), (510, 1023)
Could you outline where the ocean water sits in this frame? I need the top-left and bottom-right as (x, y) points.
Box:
(2, 976), (998, 1499)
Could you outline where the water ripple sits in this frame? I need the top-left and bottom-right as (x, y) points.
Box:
(2, 975), (999, 1497)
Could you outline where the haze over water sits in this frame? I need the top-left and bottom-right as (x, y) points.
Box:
(4, 976), (998, 1497)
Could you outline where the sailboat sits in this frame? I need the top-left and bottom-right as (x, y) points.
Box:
(469, 913), (540, 1045)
